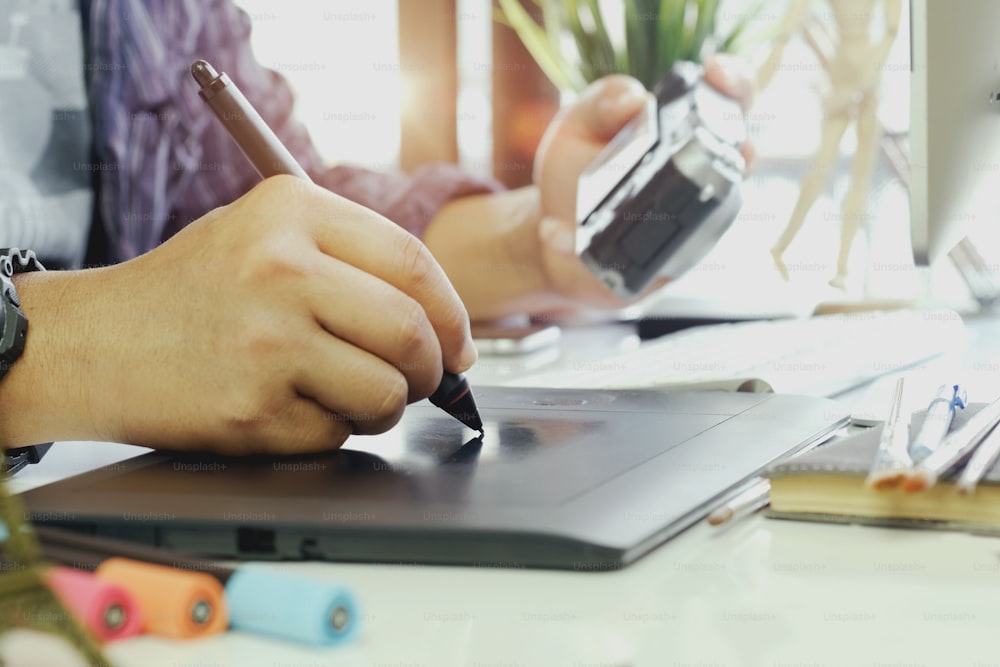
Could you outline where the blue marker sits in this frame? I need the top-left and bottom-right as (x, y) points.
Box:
(909, 384), (966, 463)
(225, 565), (358, 645)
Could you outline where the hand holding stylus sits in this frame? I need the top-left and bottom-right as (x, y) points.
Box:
(191, 60), (483, 433)
(0, 62), (479, 453)
(76, 175), (478, 453)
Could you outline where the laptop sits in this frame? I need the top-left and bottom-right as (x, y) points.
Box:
(22, 387), (847, 570)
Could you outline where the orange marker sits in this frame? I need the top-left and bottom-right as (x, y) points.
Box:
(96, 558), (228, 639)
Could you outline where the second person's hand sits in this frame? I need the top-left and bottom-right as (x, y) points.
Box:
(532, 55), (757, 309)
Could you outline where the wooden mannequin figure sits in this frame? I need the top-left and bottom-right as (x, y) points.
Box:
(757, 0), (902, 288)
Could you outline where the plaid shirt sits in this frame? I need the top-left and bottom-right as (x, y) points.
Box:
(86, 0), (501, 262)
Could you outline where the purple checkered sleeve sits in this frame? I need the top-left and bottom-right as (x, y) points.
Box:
(86, 0), (502, 262)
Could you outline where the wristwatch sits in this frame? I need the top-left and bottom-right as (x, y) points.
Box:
(1, 248), (43, 382)
(0, 247), (50, 475)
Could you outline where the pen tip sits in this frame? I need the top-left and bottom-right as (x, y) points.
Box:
(707, 507), (733, 526)
(191, 59), (219, 87)
(468, 413), (484, 432)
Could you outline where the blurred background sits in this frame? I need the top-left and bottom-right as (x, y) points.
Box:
(232, 0), (991, 308)
(232, 0), (910, 180)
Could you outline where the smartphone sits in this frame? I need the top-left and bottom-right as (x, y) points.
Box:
(471, 324), (561, 356)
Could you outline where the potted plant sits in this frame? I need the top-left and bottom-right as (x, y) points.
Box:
(497, 0), (767, 92)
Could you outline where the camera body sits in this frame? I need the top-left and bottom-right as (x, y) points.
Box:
(575, 62), (746, 298)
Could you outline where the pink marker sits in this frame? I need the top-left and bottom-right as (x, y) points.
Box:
(45, 566), (143, 642)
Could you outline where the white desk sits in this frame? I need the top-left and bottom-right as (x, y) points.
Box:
(8, 312), (1000, 667)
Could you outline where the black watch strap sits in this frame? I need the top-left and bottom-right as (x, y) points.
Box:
(0, 248), (48, 476)
(0, 248), (44, 382)
(0, 247), (45, 300)
(5, 443), (53, 476)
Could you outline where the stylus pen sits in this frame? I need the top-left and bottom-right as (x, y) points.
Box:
(34, 525), (358, 646)
(191, 59), (484, 433)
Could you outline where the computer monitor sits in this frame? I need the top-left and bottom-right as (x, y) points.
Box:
(909, 0), (1000, 266)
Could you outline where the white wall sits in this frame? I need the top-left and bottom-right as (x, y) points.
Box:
(233, 0), (403, 171)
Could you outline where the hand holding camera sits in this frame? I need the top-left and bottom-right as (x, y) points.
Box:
(533, 56), (753, 308)
(576, 61), (747, 298)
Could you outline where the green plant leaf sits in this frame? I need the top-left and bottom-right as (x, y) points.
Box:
(623, 0), (640, 82)
(539, 0), (565, 54)
(582, 0), (618, 79)
(658, 0), (687, 76)
(493, 6), (513, 27)
(563, 0), (596, 82)
(679, 0), (699, 58)
(625, 0), (660, 88)
(498, 0), (587, 91)
(499, 0), (757, 91)
(639, 0), (662, 86)
(718, 0), (771, 54)
(690, 0), (719, 61)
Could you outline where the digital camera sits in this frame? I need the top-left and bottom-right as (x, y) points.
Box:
(575, 62), (746, 298)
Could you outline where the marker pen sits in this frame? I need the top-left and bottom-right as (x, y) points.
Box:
(43, 565), (143, 642)
(40, 540), (227, 640)
(35, 526), (358, 646)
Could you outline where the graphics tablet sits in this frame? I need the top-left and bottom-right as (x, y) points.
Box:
(23, 387), (848, 570)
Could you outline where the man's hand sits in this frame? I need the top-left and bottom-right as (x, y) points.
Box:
(0, 176), (476, 454)
(531, 55), (757, 308)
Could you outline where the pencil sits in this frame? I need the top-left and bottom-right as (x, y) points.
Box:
(904, 395), (1000, 493)
(956, 422), (1000, 494)
(865, 378), (912, 490)
(707, 479), (770, 526)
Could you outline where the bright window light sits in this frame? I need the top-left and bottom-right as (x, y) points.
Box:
(234, 0), (402, 171)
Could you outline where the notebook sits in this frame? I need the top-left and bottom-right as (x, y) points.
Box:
(765, 404), (1000, 533)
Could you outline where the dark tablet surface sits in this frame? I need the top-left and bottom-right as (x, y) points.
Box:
(23, 387), (848, 570)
